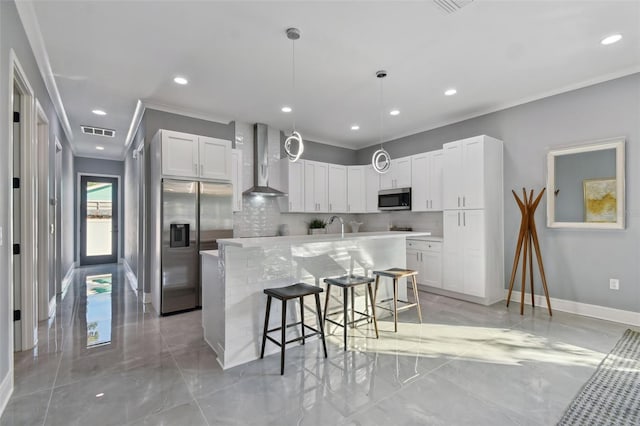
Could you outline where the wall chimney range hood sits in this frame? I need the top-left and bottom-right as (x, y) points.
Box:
(243, 123), (287, 197)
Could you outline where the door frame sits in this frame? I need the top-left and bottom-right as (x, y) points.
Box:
(76, 173), (122, 265)
(35, 99), (52, 321)
(7, 49), (38, 357)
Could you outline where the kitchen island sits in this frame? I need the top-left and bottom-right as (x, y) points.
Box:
(201, 231), (430, 369)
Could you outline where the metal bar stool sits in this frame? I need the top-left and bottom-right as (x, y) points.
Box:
(323, 275), (379, 351)
(260, 283), (328, 375)
(373, 268), (422, 332)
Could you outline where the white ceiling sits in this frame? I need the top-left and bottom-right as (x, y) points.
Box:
(30, 1), (640, 160)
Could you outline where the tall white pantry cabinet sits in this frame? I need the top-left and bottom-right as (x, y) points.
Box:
(442, 135), (504, 305)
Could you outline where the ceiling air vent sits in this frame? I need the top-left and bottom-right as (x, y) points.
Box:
(81, 125), (116, 138)
(433, 0), (474, 14)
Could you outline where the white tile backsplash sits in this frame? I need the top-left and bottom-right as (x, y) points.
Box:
(233, 193), (443, 238)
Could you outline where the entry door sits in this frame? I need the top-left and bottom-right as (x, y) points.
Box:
(80, 176), (119, 265)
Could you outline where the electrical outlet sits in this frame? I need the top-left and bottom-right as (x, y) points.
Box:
(609, 278), (620, 290)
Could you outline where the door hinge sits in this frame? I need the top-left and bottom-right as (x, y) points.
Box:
(13, 177), (20, 189)
(13, 243), (20, 255)
(14, 310), (21, 322)
(13, 111), (20, 123)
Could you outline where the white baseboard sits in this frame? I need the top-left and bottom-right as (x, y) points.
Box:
(60, 262), (75, 299)
(0, 370), (13, 419)
(122, 258), (139, 295)
(507, 290), (640, 326)
(143, 292), (152, 304)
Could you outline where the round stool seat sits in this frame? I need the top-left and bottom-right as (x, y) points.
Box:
(264, 283), (323, 300)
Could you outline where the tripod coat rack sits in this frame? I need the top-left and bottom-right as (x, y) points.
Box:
(506, 188), (552, 316)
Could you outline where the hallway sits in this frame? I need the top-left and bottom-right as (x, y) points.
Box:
(1, 265), (633, 425)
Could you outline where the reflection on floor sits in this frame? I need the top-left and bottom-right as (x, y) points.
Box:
(0, 264), (634, 425)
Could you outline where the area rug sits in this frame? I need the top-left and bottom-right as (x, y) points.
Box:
(557, 329), (640, 425)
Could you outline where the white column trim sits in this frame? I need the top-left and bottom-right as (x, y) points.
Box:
(0, 371), (13, 419)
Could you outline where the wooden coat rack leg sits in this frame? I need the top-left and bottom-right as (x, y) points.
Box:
(506, 188), (552, 316)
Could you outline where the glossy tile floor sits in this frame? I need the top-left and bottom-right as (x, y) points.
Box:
(1, 264), (634, 425)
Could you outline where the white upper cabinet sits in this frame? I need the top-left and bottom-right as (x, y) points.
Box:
(411, 149), (443, 212)
(411, 153), (428, 211)
(161, 130), (199, 178)
(304, 160), (328, 213)
(328, 164), (348, 213)
(231, 149), (243, 212)
(199, 136), (233, 181)
(379, 156), (412, 190)
(160, 130), (232, 181)
(429, 150), (444, 210)
(443, 136), (502, 210)
(365, 165), (380, 213)
(347, 166), (366, 213)
(280, 159), (305, 213)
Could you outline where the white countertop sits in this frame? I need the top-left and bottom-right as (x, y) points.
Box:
(216, 231), (432, 248)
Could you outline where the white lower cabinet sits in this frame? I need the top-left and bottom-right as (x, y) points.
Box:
(442, 210), (487, 298)
(406, 239), (442, 289)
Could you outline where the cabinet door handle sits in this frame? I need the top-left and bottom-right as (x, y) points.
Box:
(416, 252), (419, 261)
(463, 212), (466, 227)
(463, 196), (466, 207)
(457, 196), (460, 207)
(420, 252), (423, 261)
(458, 212), (460, 226)
(329, 203), (332, 211)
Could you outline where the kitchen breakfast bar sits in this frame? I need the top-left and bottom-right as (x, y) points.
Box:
(201, 231), (430, 369)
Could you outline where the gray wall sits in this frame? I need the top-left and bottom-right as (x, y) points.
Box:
(74, 157), (125, 263)
(0, 0), (74, 392)
(280, 133), (358, 165)
(356, 72), (640, 312)
(555, 149), (616, 222)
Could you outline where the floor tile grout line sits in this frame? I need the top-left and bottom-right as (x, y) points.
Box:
(160, 324), (212, 426)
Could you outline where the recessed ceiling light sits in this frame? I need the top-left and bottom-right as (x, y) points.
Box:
(92, 109), (106, 116)
(444, 88), (457, 96)
(96, 146), (105, 151)
(173, 76), (188, 85)
(281, 106), (292, 113)
(351, 125), (360, 131)
(389, 109), (400, 116)
(601, 34), (622, 45)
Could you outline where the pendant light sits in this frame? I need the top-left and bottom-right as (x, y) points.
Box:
(284, 27), (304, 162)
(372, 70), (391, 174)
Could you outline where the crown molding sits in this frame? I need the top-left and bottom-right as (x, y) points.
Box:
(357, 66), (640, 151)
(15, 0), (73, 143)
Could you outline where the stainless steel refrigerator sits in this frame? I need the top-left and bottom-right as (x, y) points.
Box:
(161, 179), (232, 315)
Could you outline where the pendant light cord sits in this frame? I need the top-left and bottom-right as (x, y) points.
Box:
(379, 73), (384, 149)
(292, 38), (296, 132)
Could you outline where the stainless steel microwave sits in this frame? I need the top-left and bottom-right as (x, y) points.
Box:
(378, 188), (411, 211)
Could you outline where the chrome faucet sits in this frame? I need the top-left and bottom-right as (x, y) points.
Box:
(328, 215), (345, 238)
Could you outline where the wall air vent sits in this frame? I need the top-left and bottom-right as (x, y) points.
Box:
(433, 0), (474, 14)
(81, 125), (116, 138)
